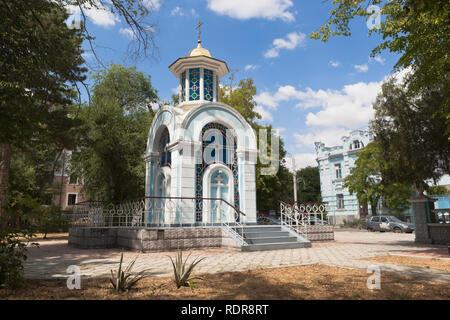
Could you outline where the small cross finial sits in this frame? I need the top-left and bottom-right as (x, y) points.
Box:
(196, 20), (204, 45)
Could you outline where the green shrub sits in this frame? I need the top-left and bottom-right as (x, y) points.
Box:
(342, 218), (364, 229)
(168, 250), (204, 289)
(110, 253), (147, 293)
(0, 216), (38, 288)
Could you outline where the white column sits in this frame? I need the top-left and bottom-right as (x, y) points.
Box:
(185, 69), (190, 102)
(213, 71), (217, 102)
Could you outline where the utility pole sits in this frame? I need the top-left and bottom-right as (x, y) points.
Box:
(292, 156), (297, 204)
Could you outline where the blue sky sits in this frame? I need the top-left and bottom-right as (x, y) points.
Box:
(71, 0), (402, 169)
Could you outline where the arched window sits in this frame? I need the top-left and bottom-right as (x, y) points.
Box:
(159, 128), (171, 167)
(195, 123), (239, 222)
(353, 140), (360, 149)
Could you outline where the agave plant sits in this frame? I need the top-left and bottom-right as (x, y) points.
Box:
(168, 250), (205, 289)
(110, 253), (147, 293)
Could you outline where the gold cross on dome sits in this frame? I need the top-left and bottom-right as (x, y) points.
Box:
(196, 21), (204, 42)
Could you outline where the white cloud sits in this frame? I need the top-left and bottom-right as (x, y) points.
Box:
(354, 63), (369, 73)
(372, 56), (385, 64)
(244, 64), (259, 71)
(255, 85), (322, 110)
(119, 27), (136, 40)
(264, 32), (306, 58)
(294, 128), (351, 149)
(284, 153), (318, 170)
(143, 0), (162, 11)
(172, 85), (181, 94)
(304, 81), (381, 127)
(329, 60), (340, 67)
(66, 1), (120, 28)
(171, 6), (183, 16)
(170, 6), (198, 17)
(207, 0), (295, 22)
(256, 80), (382, 128)
(255, 105), (274, 122)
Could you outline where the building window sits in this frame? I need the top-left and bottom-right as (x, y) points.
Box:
(69, 173), (78, 185)
(159, 128), (171, 167)
(335, 163), (342, 179)
(189, 68), (200, 100)
(353, 140), (360, 149)
(204, 69), (213, 101)
(195, 123), (239, 222)
(336, 194), (344, 209)
(67, 194), (77, 206)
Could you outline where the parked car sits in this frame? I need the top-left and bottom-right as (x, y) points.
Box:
(307, 215), (329, 225)
(362, 215), (414, 233)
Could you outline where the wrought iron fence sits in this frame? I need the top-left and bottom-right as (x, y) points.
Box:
(67, 196), (246, 231)
(431, 209), (450, 224)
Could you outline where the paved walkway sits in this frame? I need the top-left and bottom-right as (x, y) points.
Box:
(23, 230), (450, 283)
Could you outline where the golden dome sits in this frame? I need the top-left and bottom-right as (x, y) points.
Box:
(187, 41), (212, 58)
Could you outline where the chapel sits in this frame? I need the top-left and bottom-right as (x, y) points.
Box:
(144, 34), (258, 226)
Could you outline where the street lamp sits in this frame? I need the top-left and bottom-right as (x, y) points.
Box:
(283, 152), (297, 205)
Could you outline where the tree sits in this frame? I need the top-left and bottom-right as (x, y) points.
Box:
(59, 0), (157, 60)
(427, 186), (448, 195)
(220, 79), (262, 125)
(0, 1), (86, 220)
(344, 142), (413, 216)
(312, 0), (450, 135)
(344, 143), (384, 216)
(296, 166), (321, 203)
(218, 77), (295, 212)
(71, 64), (157, 201)
(371, 79), (449, 194)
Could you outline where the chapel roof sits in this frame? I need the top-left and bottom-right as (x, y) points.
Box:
(187, 40), (212, 58)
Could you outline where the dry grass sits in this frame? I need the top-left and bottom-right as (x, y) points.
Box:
(363, 255), (450, 272)
(1, 264), (449, 300)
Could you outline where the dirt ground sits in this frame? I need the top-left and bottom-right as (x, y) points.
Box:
(1, 264), (449, 300)
(363, 255), (450, 272)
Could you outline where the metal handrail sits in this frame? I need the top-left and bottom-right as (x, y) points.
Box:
(280, 201), (308, 238)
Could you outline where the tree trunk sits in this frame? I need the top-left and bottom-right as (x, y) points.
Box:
(0, 144), (12, 223)
(370, 198), (378, 216)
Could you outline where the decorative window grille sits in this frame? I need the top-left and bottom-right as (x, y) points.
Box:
(195, 123), (239, 222)
(204, 69), (214, 101)
(189, 68), (200, 100)
(159, 129), (171, 166)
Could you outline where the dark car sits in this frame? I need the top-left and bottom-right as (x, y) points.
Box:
(308, 215), (328, 225)
(362, 215), (414, 233)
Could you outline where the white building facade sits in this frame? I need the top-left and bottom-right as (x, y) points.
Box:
(144, 40), (258, 226)
(315, 130), (374, 224)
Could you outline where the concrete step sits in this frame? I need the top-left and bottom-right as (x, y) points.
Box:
(245, 236), (298, 244)
(242, 241), (309, 251)
(233, 226), (282, 233)
(242, 231), (291, 238)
